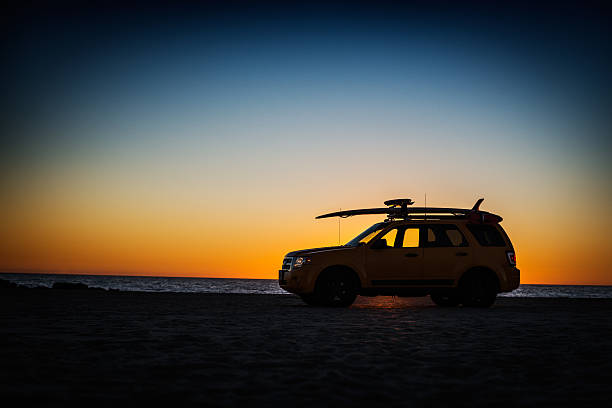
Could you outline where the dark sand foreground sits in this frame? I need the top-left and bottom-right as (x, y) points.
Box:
(1, 291), (611, 406)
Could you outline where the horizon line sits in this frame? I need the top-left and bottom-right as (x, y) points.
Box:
(1, 270), (611, 287)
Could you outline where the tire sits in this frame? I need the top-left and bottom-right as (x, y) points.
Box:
(459, 273), (498, 308)
(314, 270), (358, 307)
(430, 291), (460, 307)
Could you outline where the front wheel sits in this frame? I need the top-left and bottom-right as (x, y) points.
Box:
(314, 271), (358, 307)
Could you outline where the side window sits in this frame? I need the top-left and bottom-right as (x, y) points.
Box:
(445, 227), (468, 247)
(401, 228), (420, 247)
(376, 228), (398, 248)
(466, 224), (506, 247)
(426, 225), (468, 247)
(427, 227), (439, 246)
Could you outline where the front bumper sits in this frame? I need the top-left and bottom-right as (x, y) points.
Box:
(278, 269), (289, 286)
(278, 266), (316, 294)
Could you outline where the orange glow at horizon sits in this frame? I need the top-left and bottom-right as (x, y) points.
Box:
(1, 166), (611, 285)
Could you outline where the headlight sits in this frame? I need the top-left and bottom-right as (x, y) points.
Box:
(293, 256), (311, 268)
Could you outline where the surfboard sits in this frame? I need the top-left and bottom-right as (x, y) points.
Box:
(315, 198), (502, 223)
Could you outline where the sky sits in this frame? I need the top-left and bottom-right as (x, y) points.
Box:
(1, 1), (611, 284)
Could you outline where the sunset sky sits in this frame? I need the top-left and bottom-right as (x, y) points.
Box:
(2, 2), (611, 284)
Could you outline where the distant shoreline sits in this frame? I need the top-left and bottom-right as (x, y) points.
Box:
(3, 275), (612, 300)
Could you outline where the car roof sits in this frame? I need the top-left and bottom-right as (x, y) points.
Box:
(380, 219), (507, 231)
(394, 217), (468, 222)
(385, 218), (469, 226)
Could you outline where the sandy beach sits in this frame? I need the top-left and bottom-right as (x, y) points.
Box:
(1, 290), (611, 406)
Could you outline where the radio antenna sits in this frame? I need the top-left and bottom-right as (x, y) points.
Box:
(338, 208), (341, 245)
(424, 193), (427, 219)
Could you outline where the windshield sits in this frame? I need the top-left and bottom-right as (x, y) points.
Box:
(345, 222), (387, 247)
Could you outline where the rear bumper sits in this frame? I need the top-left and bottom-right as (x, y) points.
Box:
(500, 266), (520, 292)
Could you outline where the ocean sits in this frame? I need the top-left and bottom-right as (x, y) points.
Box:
(2, 273), (611, 298)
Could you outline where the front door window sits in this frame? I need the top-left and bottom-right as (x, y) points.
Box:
(401, 228), (420, 248)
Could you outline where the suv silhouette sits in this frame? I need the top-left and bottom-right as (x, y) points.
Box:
(279, 199), (519, 307)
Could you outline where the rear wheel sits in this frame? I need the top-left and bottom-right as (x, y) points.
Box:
(314, 270), (358, 307)
(459, 273), (498, 307)
(430, 291), (460, 307)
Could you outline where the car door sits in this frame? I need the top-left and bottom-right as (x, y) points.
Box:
(366, 225), (424, 286)
(423, 224), (472, 285)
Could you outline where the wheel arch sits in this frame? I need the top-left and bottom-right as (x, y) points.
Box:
(316, 264), (363, 290)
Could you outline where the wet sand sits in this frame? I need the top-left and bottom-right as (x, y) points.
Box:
(1, 291), (611, 406)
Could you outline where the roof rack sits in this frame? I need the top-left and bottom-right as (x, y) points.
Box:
(315, 198), (502, 223)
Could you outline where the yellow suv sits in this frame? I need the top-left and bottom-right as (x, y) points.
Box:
(279, 199), (519, 307)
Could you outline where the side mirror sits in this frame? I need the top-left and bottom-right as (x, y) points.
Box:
(371, 239), (388, 250)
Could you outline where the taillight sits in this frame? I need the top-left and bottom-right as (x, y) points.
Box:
(506, 251), (516, 266)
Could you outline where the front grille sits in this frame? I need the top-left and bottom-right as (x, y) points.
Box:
(281, 257), (293, 272)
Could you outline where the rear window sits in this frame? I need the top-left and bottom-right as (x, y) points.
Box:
(466, 224), (506, 247)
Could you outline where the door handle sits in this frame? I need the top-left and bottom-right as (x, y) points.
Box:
(456, 252), (468, 256)
(405, 253), (419, 257)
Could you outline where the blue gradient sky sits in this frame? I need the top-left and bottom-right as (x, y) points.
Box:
(2, 1), (611, 282)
